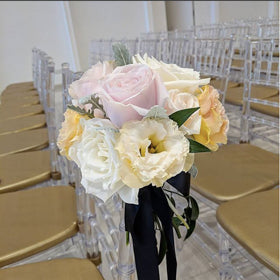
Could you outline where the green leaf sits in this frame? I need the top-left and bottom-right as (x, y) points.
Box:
(189, 196), (199, 220)
(188, 138), (211, 153)
(112, 43), (132, 66)
(126, 231), (130, 245)
(169, 107), (200, 127)
(189, 165), (198, 178)
(172, 217), (182, 239)
(184, 220), (196, 240)
(170, 196), (176, 207)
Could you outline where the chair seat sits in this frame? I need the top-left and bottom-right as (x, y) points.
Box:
(0, 150), (51, 193)
(210, 79), (240, 89)
(6, 81), (34, 89)
(1, 95), (40, 107)
(0, 114), (46, 136)
(0, 128), (49, 157)
(0, 104), (44, 121)
(226, 85), (279, 106)
(192, 144), (279, 204)
(1, 89), (38, 98)
(216, 189), (279, 274)
(251, 94), (279, 117)
(0, 258), (103, 280)
(0, 186), (78, 267)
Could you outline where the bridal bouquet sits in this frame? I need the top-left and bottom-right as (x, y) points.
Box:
(57, 44), (228, 280)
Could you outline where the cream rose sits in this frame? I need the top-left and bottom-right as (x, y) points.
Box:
(68, 118), (130, 203)
(133, 54), (210, 90)
(165, 89), (201, 135)
(97, 64), (168, 128)
(115, 118), (194, 189)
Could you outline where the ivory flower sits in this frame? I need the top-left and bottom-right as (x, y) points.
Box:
(133, 54), (210, 90)
(193, 85), (229, 151)
(68, 118), (133, 203)
(115, 118), (193, 189)
(57, 109), (88, 159)
(165, 89), (201, 135)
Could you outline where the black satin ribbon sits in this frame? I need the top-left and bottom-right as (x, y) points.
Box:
(125, 172), (190, 280)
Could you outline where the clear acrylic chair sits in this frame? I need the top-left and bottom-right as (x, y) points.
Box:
(60, 62), (136, 280)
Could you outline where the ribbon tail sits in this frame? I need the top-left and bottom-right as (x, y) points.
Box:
(167, 171), (191, 196)
(125, 187), (160, 280)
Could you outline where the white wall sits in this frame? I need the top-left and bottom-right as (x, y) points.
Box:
(0, 1), (75, 93)
(166, 1), (279, 30)
(69, 1), (167, 71)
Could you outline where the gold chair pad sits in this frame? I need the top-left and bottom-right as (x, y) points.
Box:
(6, 81), (34, 89)
(0, 114), (46, 136)
(217, 189), (279, 274)
(1, 89), (38, 97)
(0, 186), (78, 267)
(226, 85), (279, 106)
(0, 104), (44, 121)
(210, 80), (240, 89)
(251, 95), (279, 117)
(0, 258), (103, 280)
(0, 128), (49, 157)
(1, 95), (40, 107)
(192, 144), (279, 203)
(0, 150), (51, 193)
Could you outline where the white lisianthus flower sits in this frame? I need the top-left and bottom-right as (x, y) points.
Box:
(68, 118), (138, 204)
(115, 118), (194, 189)
(132, 54), (210, 90)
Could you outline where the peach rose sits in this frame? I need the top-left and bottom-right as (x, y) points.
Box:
(57, 109), (89, 159)
(97, 64), (168, 128)
(193, 85), (228, 151)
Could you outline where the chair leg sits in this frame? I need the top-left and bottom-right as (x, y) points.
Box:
(218, 227), (243, 280)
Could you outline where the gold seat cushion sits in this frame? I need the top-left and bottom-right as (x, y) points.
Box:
(251, 95), (279, 117)
(0, 186), (78, 267)
(231, 59), (244, 69)
(1, 89), (38, 97)
(0, 128), (49, 157)
(0, 114), (46, 136)
(0, 104), (44, 121)
(0, 150), (51, 193)
(0, 258), (103, 280)
(226, 85), (279, 106)
(1, 95), (40, 107)
(210, 79), (240, 89)
(6, 81), (34, 89)
(217, 189), (279, 274)
(192, 144), (279, 204)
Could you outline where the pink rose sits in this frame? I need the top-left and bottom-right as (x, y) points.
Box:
(69, 61), (114, 100)
(97, 64), (168, 127)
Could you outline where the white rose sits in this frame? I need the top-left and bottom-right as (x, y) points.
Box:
(68, 118), (138, 204)
(115, 118), (194, 189)
(133, 54), (210, 90)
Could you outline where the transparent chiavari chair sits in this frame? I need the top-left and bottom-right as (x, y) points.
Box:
(138, 38), (162, 60)
(241, 38), (279, 151)
(60, 63), (134, 280)
(182, 39), (279, 273)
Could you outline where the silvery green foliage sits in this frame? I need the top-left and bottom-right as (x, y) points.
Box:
(189, 165), (198, 178)
(145, 105), (169, 119)
(112, 43), (132, 66)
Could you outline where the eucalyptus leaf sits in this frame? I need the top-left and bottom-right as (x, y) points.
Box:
(169, 107), (200, 127)
(112, 43), (132, 66)
(172, 217), (182, 239)
(188, 138), (211, 153)
(189, 165), (198, 178)
(189, 196), (199, 220)
(184, 220), (196, 240)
